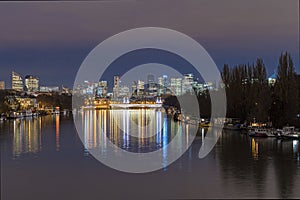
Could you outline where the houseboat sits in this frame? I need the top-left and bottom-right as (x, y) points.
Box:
(277, 126), (300, 139)
(248, 127), (276, 137)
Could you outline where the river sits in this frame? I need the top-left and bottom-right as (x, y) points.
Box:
(1, 109), (300, 199)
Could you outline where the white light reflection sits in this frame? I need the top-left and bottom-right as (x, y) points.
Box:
(13, 118), (41, 157)
(162, 118), (168, 170)
(80, 109), (192, 171)
(293, 140), (298, 154)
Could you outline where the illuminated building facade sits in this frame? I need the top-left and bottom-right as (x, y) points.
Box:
(96, 81), (108, 97)
(12, 71), (23, 91)
(113, 76), (120, 98)
(170, 78), (182, 96)
(25, 75), (39, 92)
(158, 75), (168, 95)
(39, 86), (60, 93)
(182, 73), (194, 94)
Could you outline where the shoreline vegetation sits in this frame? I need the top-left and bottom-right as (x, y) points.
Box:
(1, 52), (299, 128)
(165, 52), (300, 128)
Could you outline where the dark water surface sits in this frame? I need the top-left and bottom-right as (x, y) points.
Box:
(1, 110), (300, 199)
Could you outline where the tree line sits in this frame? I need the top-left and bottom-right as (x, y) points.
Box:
(219, 52), (299, 127)
(165, 52), (299, 127)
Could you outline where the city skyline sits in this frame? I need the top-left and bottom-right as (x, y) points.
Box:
(0, 0), (299, 88)
(6, 68), (227, 98)
(2, 52), (298, 91)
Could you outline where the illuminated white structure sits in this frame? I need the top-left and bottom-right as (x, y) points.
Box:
(268, 73), (276, 86)
(12, 71), (23, 91)
(25, 75), (39, 92)
(158, 75), (168, 95)
(40, 86), (59, 93)
(137, 80), (145, 96)
(113, 76), (120, 98)
(96, 81), (108, 97)
(147, 74), (157, 96)
(170, 77), (182, 96)
(156, 97), (162, 104)
(119, 85), (130, 97)
(182, 73), (194, 94)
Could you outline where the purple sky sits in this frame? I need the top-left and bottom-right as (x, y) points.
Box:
(0, 0), (299, 88)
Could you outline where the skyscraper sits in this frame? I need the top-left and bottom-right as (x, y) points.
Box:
(131, 81), (137, 96)
(12, 71), (23, 91)
(182, 73), (194, 94)
(147, 74), (157, 96)
(119, 85), (130, 97)
(25, 75), (39, 92)
(113, 76), (120, 98)
(158, 75), (168, 95)
(137, 80), (145, 96)
(170, 77), (182, 96)
(147, 74), (155, 85)
(96, 81), (108, 97)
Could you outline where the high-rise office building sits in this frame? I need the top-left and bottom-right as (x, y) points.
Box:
(113, 76), (120, 98)
(147, 74), (155, 85)
(119, 85), (130, 97)
(96, 81), (108, 97)
(182, 73), (194, 94)
(158, 75), (168, 95)
(131, 81), (137, 96)
(137, 80), (145, 96)
(170, 77), (182, 96)
(25, 75), (39, 92)
(0, 81), (5, 90)
(12, 71), (23, 91)
(147, 74), (157, 96)
(114, 76), (120, 86)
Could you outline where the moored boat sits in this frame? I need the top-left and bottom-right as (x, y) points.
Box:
(7, 111), (23, 119)
(248, 127), (276, 137)
(276, 126), (300, 139)
(223, 123), (241, 131)
(283, 134), (300, 139)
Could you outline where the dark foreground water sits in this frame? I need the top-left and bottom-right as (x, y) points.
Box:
(1, 110), (300, 199)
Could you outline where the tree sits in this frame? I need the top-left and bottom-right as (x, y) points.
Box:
(221, 59), (271, 123)
(271, 52), (299, 127)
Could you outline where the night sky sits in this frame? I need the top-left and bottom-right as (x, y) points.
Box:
(0, 0), (299, 88)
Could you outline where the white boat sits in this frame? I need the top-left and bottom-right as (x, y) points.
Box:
(223, 123), (241, 131)
(248, 127), (276, 137)
(284, 133), (300, 139)
(7, 111), (23, 119)
(277, 126), (300, 139)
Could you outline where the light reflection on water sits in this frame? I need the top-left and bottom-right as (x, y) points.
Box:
(77, 109), (196, 168)
(7, 111), (300, 165)
(1, 110), (300, 199)
(11, 115), (62, 157)
(12, 117), (41, 156)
